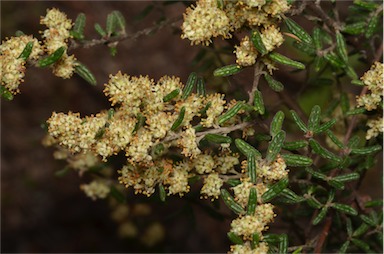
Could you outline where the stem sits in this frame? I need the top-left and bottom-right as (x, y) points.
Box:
(68, 16), (182, 51)
(247, 62), (264, 105)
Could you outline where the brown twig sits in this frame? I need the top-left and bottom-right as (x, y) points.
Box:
(68, 16), (182, 51)
(247, 61), (264, 105)
(314, 216), (332, 253)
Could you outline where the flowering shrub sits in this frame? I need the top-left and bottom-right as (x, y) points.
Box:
(1, 1), (383, 253)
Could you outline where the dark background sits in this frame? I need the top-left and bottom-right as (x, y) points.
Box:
(1, 1), (382, 253)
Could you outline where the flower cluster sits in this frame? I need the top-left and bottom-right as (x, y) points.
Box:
(181, 0), (289, 68)
(357, 62), (383, 111)
(356, 62), (383, 140)
(46, 72), (244, 198)
(1, 35), (43, 93)
(0, 8), (75, 95)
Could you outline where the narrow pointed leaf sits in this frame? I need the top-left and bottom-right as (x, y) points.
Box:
(235, 139), (262, 158)
(214, 64), (242, 77)
(313, 206), (328, 225)
(171, 106), (186, 131)
(269, 52), (305, 69)
(196, 76), (206, 96)
(158, 184), (166, 202)
(251, 29), (268, 55)
(246, 187), (258, 215)
(290, 110), (308, 133)
(365, 14), (379, 38)
(163, 88), (180, 102)
(227, 232), (244, 245)
(182, 72), (197, 100)
(332, 203), (358, 215)
(309, 138), (342, 162)
(74, 62), (97, 85)
(112, 10), (126, 32)
(285, 18), (313, 44)
(94, 23), (107, 37)
(336, 31), (348, 63)
(333, 173), (360, 182)
(281, 154), (313, 167)
(247, 155), (257, 183)
(204, 133), (232, 144)
(350, 145), (382, 155)
(253, 90), (265, 115)
(221, 189), (245, 215)
(279, 234), (288, 253)
(264, 73), (284, 92)
(261, 177), (289, 202)
(218, 102), (243, 125)
(308, 105), (321, 131)
(38, 46), (65, 67)
(270, 111), (285, 137)
(282, 140), (308, 150)
(266, 130), (286, 162)
(325, 130), (345, 149)
(339, 241), (350, 253)
(314, 119), (336, 134)
(18, 41), (34, 60)
(72, 13), (86, 39)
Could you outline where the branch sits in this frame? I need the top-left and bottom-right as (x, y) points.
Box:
(247, 61), (264, 105)
(68, 16), (182, 51)
(314, 216), (332, 253)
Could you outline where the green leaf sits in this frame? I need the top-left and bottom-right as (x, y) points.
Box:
(227, 232), (244, 245)
(235, 139), (262, 158)
(336, 31), (348, 63)
(1, 86), (14, 101)
(253, 90), (265, 115)
(325, 130), (345, 149)
(313, 206), (328, 225)
(281, 154), (313, 167)
(360, 214), (376, 227)
(264, 73), (284, 92)
(306, 195), (322, 209)
(204, 133), (232, 144)
(72, 13), (86, 40)
(324, 52), (346, 68)
(132, 113), (146, 133)
(226, 179), (241, 187)
(305, 167), (327, 181)
(18, 41), (34, 60)
(342, 21), (366, 35)
(251, 233), (260, 249)
(340, 92), (350, 114)
(351, 238), (371, 252)
(270, 111), (285, 137)
(163, 88), (180, 102)
(365, 14), (379, 38)
(74, 62), (97, 86)
(221, 189), (245, 215)
(279, 189), (305, 203)
(112, 10), (126, 32)
(282, 140), (308, 150)
(218, 102), (243, 125)
(353, 0), (378, 10)
(171, 106), (186, 131)
(106, 12), (117, 36)
(333, 173), (360, 182)
(247, 155), (257, 184)
(312, 27), (322, 50)
(266, 130), (286, 162)
(158, 183), (166, 202)
(94, 23), (107, 37)
(338, 241), (350, 253)
(38, 46), (66, 67)
(346, 107), (366, 116)
(365, 200), (383, 208)
(309, 138), (341, 162)
(196, 76), (206, 96)
(332, 203), (358, 215)
(328, 179), (344, 190)
(251, 29), (268, 55)
(290, 110), (308, 133)
(182, 72), (197, 100)
(269, 52), (305, 69)
(54, 167), (70, 177)
(247, 188), (258, 215)
(352, 223), (370, 237)
(261, 177), (289, 202)
(314, 119), (336, 134)
(213, 64), (242, 77)
(350, 145), (382, 155)
(308, 105), (321, 131)
(346, 217), (353, 236)
(284, 18), (313, 44)
(279, 234), (288, 253)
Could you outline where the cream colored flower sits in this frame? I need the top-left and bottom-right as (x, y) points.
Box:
(80, 180), (110, 200)
(200, 173), (223, 199)
(235, 36), (258, 67)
